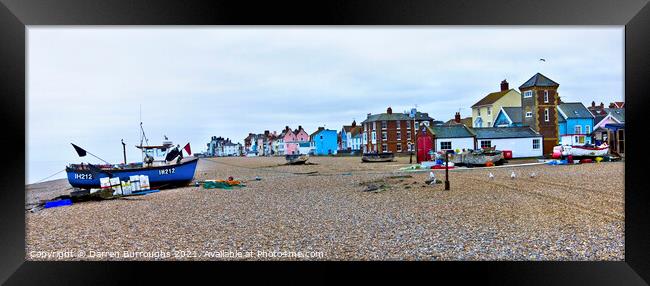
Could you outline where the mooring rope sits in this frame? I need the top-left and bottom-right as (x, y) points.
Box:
(32, 169), (66, 184)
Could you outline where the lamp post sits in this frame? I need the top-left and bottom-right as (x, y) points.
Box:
(445, 150), (450, 190)
(121, 139), (127, 165)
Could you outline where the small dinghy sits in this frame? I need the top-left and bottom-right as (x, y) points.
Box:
(286, 154), (309, 165)
(361, 152), (395, 163)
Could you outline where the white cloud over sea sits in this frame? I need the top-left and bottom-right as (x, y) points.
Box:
(27, 27), (623, 183)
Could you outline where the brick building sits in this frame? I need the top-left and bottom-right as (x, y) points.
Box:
(519, 73), (561, 155)
(361, 107), (434, 154)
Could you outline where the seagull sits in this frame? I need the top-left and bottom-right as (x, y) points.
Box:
(539, 58), (546, 62)
(488, 172), (495, 179)
(530, 172), (536, 178)
(511, 171), (516, 179)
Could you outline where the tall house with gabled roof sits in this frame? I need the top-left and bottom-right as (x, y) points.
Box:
(519, 72), (560, 155)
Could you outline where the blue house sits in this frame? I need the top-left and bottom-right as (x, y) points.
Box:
(310, 128), (338, 155)
(557, 102), (594, 145)
(493, 107), (524, 127)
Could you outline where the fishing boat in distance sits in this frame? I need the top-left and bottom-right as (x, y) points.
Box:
(285, 154), (309, 165)
(66, 123), (198, 190)
(361, 152), (395, 163)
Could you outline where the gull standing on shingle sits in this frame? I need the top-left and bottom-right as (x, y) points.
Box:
(511, 171), (516, 179)
(488, 172), (494, 179)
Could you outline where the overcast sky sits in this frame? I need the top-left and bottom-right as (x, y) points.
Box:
(27, 27), (623, 184)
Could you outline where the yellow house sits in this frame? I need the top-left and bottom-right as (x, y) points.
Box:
(471, 80), (522, 128)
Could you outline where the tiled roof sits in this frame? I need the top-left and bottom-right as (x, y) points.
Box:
(444, 117), (472, 126)
(426, 125), (476, 138)
(501, 107), (523, 124)
(361, 111), (433, 123)
(471, 126), (541, 139)
(558, 102), (594, 119)
(519, 73), (559, 89)
(471, 89), (514, 107)
(350, 126), (363, 136)
(310, 127), (325, 138)
(605, 108), (625, 122)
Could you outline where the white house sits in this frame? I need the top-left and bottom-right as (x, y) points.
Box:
(427, 125), (476, 151)
(472, 127), (543, 158)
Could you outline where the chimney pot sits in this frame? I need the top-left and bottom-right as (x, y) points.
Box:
(387, 107), (393, 114)
(500, 79), (509, 91)
(454, 112), (461, 123)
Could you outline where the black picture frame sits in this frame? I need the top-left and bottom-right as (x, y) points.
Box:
(1, 0), (648, 284)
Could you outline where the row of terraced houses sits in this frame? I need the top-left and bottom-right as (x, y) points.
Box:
(210, 72), (624, 159)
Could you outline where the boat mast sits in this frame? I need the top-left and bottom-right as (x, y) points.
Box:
(139, 104), (150, 161)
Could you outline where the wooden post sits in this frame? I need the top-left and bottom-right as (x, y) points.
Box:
(445, 151), (450, 190)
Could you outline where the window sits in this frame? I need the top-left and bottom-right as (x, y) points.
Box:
(525, 111), (532, 118)
(524, 90), (533, 98)
(406, 131), (411, 139)
(574, 136), (585, 144)
(406, 121), (411, 129)
(440, 141), (452, 150)
(382, 144), (388, 153)
(415, 122), (419, 130)
(544, 90), (549, 103)
(480, 140), (491, 149)
(371, 131), (376, 142)
(381, 131), (387, 141)
(533, 139), (540, 150)
(487, 121), (492, 127)
(574, 125), (582, 134)
(381, 121), (387, 129)
(396, 131), (401, 139)
(585, 125), (591, 134)
(320, 135), (323, 139)
(396, 120), (400, 129)
(363, 133), (367, 142)
(372, 122), (376, 130)
(544, 108), (549, 122)
(477, 109), (481, 116)
(396, 143), (402, 152)
(487, 107), (491, 115)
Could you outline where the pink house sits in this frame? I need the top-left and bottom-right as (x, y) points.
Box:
(278, 125), (310, 155)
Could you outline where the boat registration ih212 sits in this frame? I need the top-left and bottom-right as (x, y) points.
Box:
(159, 168), (175, 175)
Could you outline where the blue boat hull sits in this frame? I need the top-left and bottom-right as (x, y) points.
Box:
(66, 158), (199, 189)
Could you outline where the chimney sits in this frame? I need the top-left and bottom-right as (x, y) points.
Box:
(591, 101), (595, 107)
(454, 112), (461, 123)
(500, 79), (509, 91)
(298, 125), (303, 131)
(367, 113), (371, 118)
(352, 120), (356, 127)
(387, 107), (393, 114)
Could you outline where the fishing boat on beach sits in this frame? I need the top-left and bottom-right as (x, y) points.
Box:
(65, 123), (198, 190)
(450, 149), (505, 167)
(361, 152), (395, 163)
(285, 154), (309, 165)
(553, 144), (609, 159)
